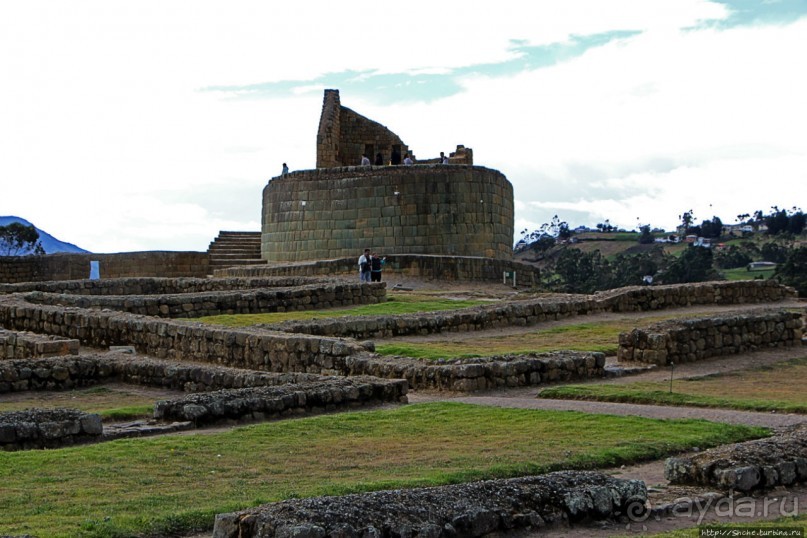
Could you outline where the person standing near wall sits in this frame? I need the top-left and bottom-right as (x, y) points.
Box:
(370, 253), (385, 282)
(282, 163), (289, 175)
(403, 154), (413, 166)
(358, 249), (372, 283)
(361, 154), (371, 166)
(440, 152), (449, 164)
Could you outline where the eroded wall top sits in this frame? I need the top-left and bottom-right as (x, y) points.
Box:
(315, 89), (471, 168)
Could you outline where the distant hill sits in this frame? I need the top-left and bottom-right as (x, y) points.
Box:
(0, 216), (89, 255)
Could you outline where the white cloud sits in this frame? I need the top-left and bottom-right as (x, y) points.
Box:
(0, 1), (804, 252)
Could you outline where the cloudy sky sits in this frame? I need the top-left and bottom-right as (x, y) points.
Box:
(2, 1), (805, 253)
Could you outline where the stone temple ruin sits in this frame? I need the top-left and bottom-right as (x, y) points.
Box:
(1, 89), (806, 536)
(261, 89), (514, 263)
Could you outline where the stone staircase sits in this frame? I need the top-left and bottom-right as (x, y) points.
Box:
(207, 231), (265, 270)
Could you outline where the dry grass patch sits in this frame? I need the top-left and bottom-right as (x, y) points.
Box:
(376, 315), (682, 359)
(0, 385), (167, 421)
(541, 356), (807, 413)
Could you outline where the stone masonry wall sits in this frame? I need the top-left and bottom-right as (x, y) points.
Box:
(346, 351), (607, 392)
(665, 424), (807, 492)
(259, 281), (797, 340)
(617, 310), (804, 365)
(154, 376), (407, 426)
(316, 89), (409, 168)
(0, 355), (333, 393)
(261, 166), (514, 262)
(1, 329), (79, 359)
(0, 276), (332, 296)
(0, 251), (210, 284)
(0, 296), (367, 374)
(22, 280), (386, 318)
(217, 254), (541, 287)
(0, 408), (103, 451)
(213, 471), (648, 538)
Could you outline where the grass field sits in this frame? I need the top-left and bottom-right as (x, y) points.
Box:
(0, 386), (155, 421)
(195, 294), (490, 327)
(722, 267), (775, 280)
(0, 402), (766, 537)
(643, 514), (807, 537)
(376, 315), (679, 359)
(540, 356), (807, 413)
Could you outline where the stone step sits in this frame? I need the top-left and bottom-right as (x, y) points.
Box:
(209, 259), (266, 267)
(208, 252), (262, 260)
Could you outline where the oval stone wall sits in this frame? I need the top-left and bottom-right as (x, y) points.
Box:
(261, 164), (514, 262)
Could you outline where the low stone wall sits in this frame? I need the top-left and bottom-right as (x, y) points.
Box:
(22, 281), (386, 318)
(594, 280), (797, 311)
(218, 254), (542, 287)
(0, 276), (334, 296)
(0, 329), (79, 359)
(0, 251), (210, 284)
(0, 297), (366, 373)
(347, 351), (607, 391)
(154, 376), (408, 426)
(0, 408), (103, 451)
(0, 355), (393, 395)
(213, 471), (647, 538)
(617, 310), (804, 365)
(266, 281), (798, 340)
(665, 424), (807, 492)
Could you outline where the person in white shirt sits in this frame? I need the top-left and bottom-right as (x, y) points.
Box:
(403, 154), (413, 166)
(360, 154), (371, 166)
(358, 249), (372, 282)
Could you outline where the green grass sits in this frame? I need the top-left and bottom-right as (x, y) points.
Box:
(722, 266), (774, 280)
(0, 386), (156, 420)
(98, 405), (154, 421)
(639, 514), (807, 537)
(0, 402), (767, 537)
(375, 319), (676, 360)
(540, 356), (807, 413)
(194, 294), (490, 327)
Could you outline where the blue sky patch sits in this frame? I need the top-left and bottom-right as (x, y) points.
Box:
(201, 30), (640, 104)
(707, 0), (807, 28)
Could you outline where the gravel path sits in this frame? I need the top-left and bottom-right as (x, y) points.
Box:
(409, 393), (807, 428)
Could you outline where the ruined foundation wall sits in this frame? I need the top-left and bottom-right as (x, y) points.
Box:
(214, 471), (648, 538)
(0, 251), (210, 284)
(618, 310), (804, 365)
(217, 255), (541, 287)
(262, 166), (514, 262)
(22, 280), (386, 318)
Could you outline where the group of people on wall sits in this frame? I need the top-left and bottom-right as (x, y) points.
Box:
(281, 151), (450, 175)
(358, 248), (385, 283)
(360, 151), (450, 167)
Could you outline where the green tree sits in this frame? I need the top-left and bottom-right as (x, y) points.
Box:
(714, 245), (752, 269)
(760, 242), (789, 264)
(610, 251), (659, 287)
(699, 216), (723, 239)
(661, 246), (720, 284)
(774, 246), (807, 296)
(0, 222), (44, 256)
(551, 249), (611, 293)
(637, 225), (655, 244)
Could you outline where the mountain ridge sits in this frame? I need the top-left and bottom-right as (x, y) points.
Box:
(0, 216), (89, 255)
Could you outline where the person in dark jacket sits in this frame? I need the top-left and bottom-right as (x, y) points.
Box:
(370, 253), (385, 282)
